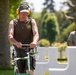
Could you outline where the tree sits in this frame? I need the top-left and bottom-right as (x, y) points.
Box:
(0, 0), (10, 66)
(61, 23), (75, 42)
(0, 0), (21, 66)
(43, 0), (55, 12)
(41, 13), (60, 43)
(56, 11), (73, 33)
(61, 0), (76, 24)
(57, 0), (76, 42)
(9, 0), (21, 20)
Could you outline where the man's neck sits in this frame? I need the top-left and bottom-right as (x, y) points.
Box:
(19, 17), (28, 21)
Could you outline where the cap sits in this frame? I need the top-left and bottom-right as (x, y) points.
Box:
(19, 4), (30, 13)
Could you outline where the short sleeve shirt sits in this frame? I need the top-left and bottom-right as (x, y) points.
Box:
(67, 31), (76, 46)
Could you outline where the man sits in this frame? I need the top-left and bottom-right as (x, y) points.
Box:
(67, 26), (76, 46)
(8, 3), (39, 75)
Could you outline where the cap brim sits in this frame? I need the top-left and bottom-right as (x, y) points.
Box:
(20, 10), (29, 13)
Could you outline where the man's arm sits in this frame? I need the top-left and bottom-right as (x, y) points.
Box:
(31, 18), (39, 44)
(30, 18), (39, 48)
(8, 20), (22, 48)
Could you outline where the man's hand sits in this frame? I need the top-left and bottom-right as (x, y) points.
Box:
(30, 42), (36, 48)
(15, 42), (22, 48)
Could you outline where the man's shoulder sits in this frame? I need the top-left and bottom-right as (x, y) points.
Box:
(9, 18), (18, 25)
(13, 18), (18, 22)
(28, 17), (36, 23)
(31, 18), (35, 22)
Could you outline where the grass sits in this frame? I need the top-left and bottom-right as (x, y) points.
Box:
(0, 69), (14, 75)
(0, 66), (14, 75)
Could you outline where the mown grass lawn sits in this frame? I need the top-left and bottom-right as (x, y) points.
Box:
(0, 70), (14, 75)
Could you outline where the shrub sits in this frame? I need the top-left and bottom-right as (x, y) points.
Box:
(58, 42), (67, 51)
(38, 39), (50, 47)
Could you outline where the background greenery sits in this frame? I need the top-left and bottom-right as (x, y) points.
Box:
(0, 70), (13, 75)
(0, 0), (76, 71)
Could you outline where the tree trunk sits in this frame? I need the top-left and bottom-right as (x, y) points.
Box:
(0, 0), (10, 66)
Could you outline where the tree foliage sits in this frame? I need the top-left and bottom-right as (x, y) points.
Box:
(58, 0), (76, 42)
(61, 0), (76, 24)
(56, 11), (73, 33)
(43, 0), (55, 12)
(61, 23), (75, 42)
(41, 13), (60, 43)
(9, 0), (21, 20)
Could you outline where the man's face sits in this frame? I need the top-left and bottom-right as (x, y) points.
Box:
(19, 12), (28, 19)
